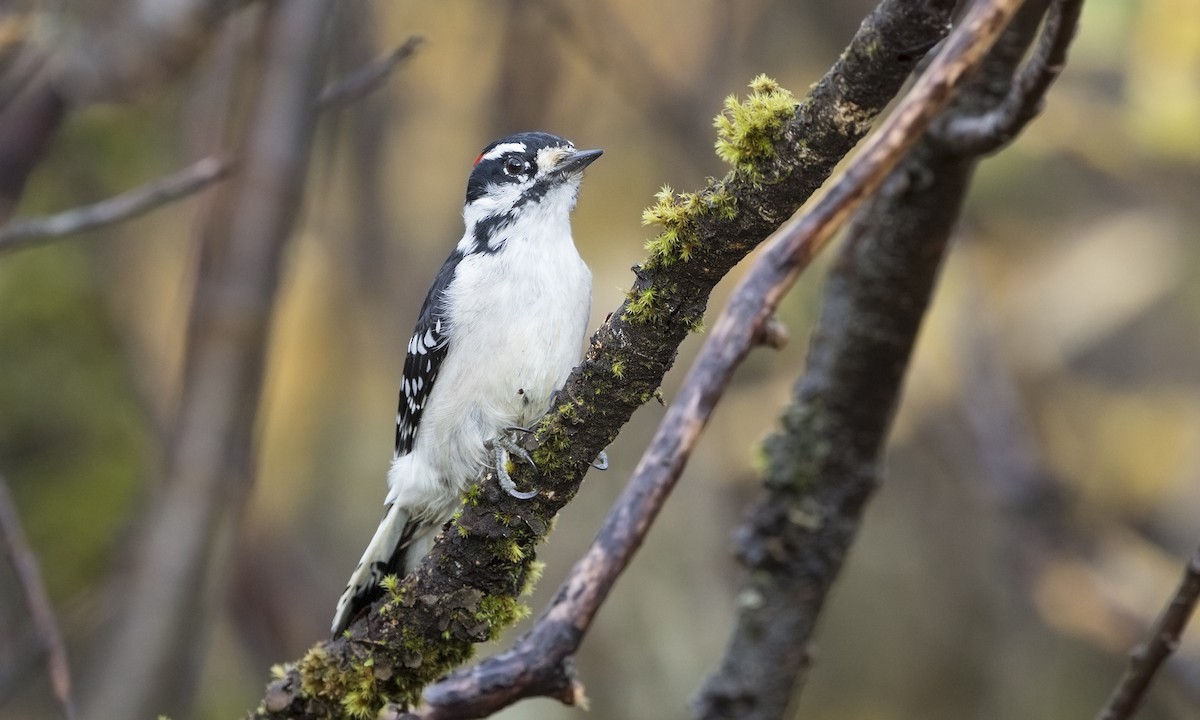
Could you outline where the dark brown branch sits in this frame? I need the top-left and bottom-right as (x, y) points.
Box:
(1095, 545), (1200, 720)
(253, 1), (960, 717)
(0, 475), (75, 720)
(695, 0), (1084, 716)
(933, 0), (1084, 153)
(414, 1), (1026, 717)
(0, 156), (234, 253)
(316, 35), (424, 110)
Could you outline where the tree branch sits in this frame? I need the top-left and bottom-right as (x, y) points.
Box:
(694, 0), (1090, 716)
(1095, 545), (1200, 720)
(932, 0), (1085, 153)
(0, 474), (75, 720)
(0, 156), (234, 254)
(0, 0), (253, 225)
(0, 31), (422, 255)
(250, 1), (1026, 717)
(316, 35), (424, 111)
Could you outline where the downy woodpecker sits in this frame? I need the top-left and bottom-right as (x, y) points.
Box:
(331, 132), (601, 636)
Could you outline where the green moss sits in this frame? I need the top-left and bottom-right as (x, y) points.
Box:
(494, 538), (526, 563)
(379, 574), (403, 599)
(641, 185), (703, 268)
(297, 646), (382, 719)
(462, 483), (482, 506)
(709, 185), (738, 220)
(714, 74), (798, 174)
(610, 359), (626, 378)
(622, 286), (666, 324)
(640, 178), (741, 271)
(475, 594), (531, 627)
(521, 560), (546, 596)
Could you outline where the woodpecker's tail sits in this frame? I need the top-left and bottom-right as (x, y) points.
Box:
(331, 502), (416, 636)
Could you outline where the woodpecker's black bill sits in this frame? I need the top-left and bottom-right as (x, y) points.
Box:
(552, 148), (603, 179)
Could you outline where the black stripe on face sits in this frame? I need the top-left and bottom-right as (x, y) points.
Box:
(466, 211), (515, 254)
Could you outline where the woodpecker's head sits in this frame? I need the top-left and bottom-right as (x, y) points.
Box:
(461, 132), (601, 251)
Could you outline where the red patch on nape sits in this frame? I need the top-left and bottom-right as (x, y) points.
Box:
(473, 152), (485, 167)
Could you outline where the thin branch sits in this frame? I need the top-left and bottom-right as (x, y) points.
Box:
(418, 0), (1027, 716)
(0, 33), (424, 255)
(0, 474), (75, 720)
(0, 0), (254, 226)
(932, 0), (1084, 153)
(316, 35), (423, 110)
(1095, 545), (1200, 720)
(0, 156), (234, 254)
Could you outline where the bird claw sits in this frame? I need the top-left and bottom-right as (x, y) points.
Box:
(491, 430), (539, 499)
(591, 449), (609, 471)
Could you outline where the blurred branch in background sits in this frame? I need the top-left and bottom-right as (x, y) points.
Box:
(0, 156), (234, 254)
(0, 0), (252, 224)
(0, 475), (73, 720)
(0, 33), (421, 257)
(1097, 544), (1200, 720)
(80, 2), (331, 719)
(316, 35), (424, 112)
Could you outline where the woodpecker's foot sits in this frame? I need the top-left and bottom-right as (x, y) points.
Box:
(591, 449), (609, 471)
(490, 430), (539, 499)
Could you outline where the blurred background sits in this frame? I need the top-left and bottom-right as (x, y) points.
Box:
(1, 0), (1199, 718)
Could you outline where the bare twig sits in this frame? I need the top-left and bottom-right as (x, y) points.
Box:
(1095, 545), (1200, 720)
(418, 1), (1027, 716)
(0, 33), (422, 253)
(933, 0), (1084, 153)
(316, 35), (423, 110)
(0, 156), (234, 254)
(0, 474), (75, 720)
(0, 32), (422, 255)
(0, 0), (253, 226)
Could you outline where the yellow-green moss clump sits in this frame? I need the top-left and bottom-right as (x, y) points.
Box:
(640, 184), (737, 269)
(622, 285), (665, 324)
(714, 74), (797, 173)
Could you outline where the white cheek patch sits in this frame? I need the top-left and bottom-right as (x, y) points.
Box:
(478, 142), (527, 164)
(534, 145), (575, 179)
(463, 181), (530, 223)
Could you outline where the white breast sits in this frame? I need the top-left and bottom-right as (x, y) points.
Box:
(387, 184), (591, 518)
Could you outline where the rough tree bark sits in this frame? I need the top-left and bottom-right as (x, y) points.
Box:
(694, 1), (1083, 718)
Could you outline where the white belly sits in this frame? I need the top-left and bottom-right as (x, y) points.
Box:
(386, 234), (591, 519)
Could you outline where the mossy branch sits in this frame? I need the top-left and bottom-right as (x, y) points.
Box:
(251, 1), (956, 717)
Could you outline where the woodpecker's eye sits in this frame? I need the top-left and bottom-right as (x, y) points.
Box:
(503, 157), (527, 176)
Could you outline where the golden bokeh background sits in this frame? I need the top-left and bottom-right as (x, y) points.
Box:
(2, 0), (1200, 718)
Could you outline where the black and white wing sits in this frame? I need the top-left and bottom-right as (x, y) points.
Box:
(394, 252), (460, 456)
